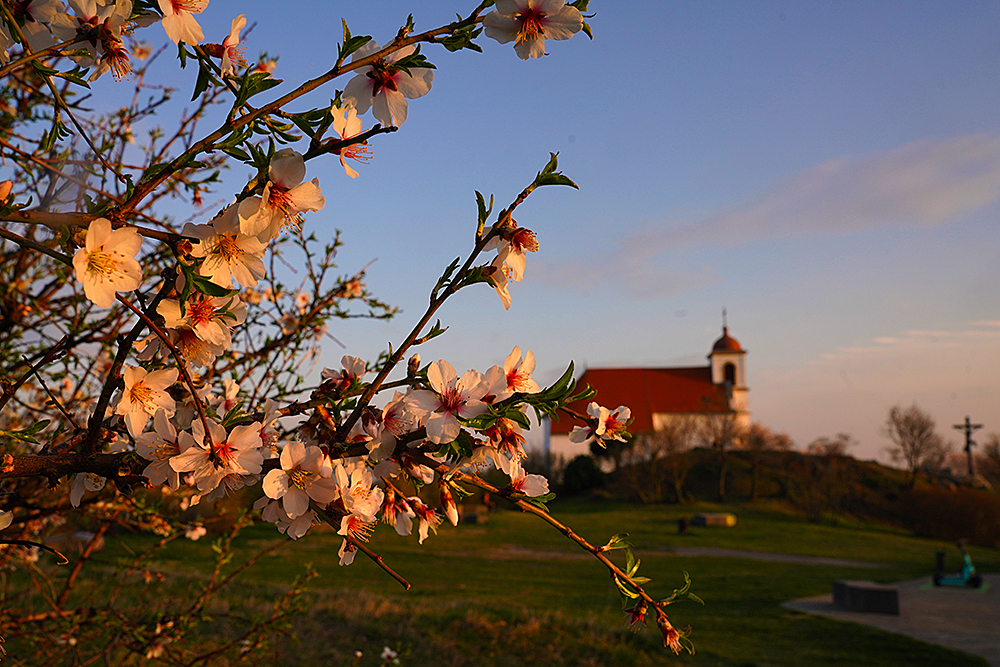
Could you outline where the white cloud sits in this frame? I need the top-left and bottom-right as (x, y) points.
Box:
(536, 134), (1000, 296)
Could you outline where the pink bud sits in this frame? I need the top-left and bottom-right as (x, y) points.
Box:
(439, 481), (459, 527)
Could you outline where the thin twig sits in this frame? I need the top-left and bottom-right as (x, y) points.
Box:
(0, 334), (71, 413)
(114, 293), (213, 442)
(0, 539), (69, 565)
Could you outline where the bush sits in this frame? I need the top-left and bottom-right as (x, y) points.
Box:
(895, 486), (1000, 548)
(560, 456), (606, 496)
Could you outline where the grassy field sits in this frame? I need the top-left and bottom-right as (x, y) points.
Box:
(10, 498), (999, 666)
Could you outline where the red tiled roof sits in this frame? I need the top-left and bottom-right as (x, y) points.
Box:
(549, 366), (733, 435)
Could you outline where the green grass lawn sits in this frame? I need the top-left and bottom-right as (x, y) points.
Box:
(10, 498), (998, 666)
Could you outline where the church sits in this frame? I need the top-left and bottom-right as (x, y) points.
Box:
(545, 326), (750, 461)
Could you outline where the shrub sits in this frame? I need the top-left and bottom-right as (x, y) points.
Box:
(560, 455), (606, 496)
(896, 486), (1000, 548)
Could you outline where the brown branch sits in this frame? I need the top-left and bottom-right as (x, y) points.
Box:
(3, 210), (180, 243)
(56, 522), (110, 608)
(0, 450), (146, 483)
(0, 334), (70, 413)
(113, 7), (490, 219)
(316, 505), (410, 589)
(29, 359), (82, 429)
(0, 37), (84, 78)
(0, 4), (125, 185)
(413, 451), (663, 610)
(0, 226), (72, 265)
(0, 539), (68, 565)
(82, 277), (175, 454)
(115, 292), (213, 441)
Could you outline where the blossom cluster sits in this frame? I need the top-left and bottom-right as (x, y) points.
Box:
(0, 0), (698, 655)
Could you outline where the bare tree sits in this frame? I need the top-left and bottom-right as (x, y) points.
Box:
(626, 416), (697, 503)
(697, 413), (742, 500)
(883, 404), (947, 488)
(807, 432), (856, 457)
(744, 423), (793, 501)
(792, 434), (857, 522)
(618, 417), (696, 503)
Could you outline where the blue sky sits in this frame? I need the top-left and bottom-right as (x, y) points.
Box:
(94, 1), (1000, 460)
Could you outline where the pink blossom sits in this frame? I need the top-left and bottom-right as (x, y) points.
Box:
(262, 442), (338, 519)
(342, 41), (433, 127)
(237, 149), (325, 240)
(158, 0), (207, 45)
(135, 409), (188, 489)
(73, 218), (142, 308)
(330, 104), (371, 178)
(484, 0), (583, 60)
(405, 360), (488, 444)
(569, 402), (631, 447)
(503, 346), (540, 394)
(157, 292), (246, 348)
(185, 204), (267, 288)
(114, 366), (178, 437)
(508, 459), (549, 497)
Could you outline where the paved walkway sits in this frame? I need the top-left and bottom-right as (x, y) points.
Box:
(783, 575), (999, 666)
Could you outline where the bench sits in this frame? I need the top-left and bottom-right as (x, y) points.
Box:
(690, 513), (737, 528)
(832, 580), (899, 615)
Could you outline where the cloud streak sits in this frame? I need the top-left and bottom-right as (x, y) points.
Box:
(536, 134), (1000, 296)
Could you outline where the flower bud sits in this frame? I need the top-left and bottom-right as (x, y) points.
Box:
(0, 180), (12, 204)
(407, 353), (420, 378)
(439, 481), (459, 527)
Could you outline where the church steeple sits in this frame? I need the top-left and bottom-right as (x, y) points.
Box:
(709, 316), (747, 388)
(707, 314), (749, 426)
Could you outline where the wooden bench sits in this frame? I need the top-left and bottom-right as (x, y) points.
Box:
(832, 580), (899, 615)
(690, 513), (737, 528)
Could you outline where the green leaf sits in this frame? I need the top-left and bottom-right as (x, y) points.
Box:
(437, 24), (484, 52)
(191, 62), (214, 100)
(181, 264), (239, 299)
(1, 420), (51, 444)
(233, 71), (283, 109)
(420, 319), (449, 343)
(30, 61), (58, 77)
(392, 47), (436, 75)
(602, 533), (633, 551)
(475, 190), (493, 227)
(625, 549), (638, 576)
(533, 152), (579, 189)
(221, 146), (251, 162)
(534, 172), (579, 189)
(431, 258), (461, 299)
(521, 492), (556, 512)
(53, 66), (91, 88)
(458, 265), (492, 289)
(613, 573), (640, 599)
(460, 412), (499, 431)
(505, 408), (531, 429)
(338, 21), (372, 62)
(434, 430), (475, 461)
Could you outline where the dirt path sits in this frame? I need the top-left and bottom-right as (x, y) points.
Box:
(784, 575), (999, 666)
(669, 546), (885, 568)
(478, 545), (885, 567)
